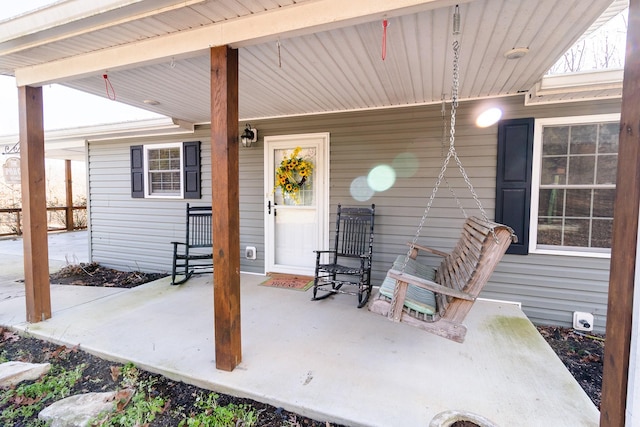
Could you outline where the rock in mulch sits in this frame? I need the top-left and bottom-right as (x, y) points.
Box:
(0, 361), (51, 387)
(38, 389), (134, 427)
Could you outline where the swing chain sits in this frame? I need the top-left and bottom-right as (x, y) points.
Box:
(442, 99), (467, 217)
(400, 39), (461, 273)
(389, 13), (496, 319)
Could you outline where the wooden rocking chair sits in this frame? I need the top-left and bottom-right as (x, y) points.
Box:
(369, 217), (516, 343)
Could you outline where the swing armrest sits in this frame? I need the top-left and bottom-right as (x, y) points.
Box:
(388, 269), (475, 301)
(405, 242), (448, 259)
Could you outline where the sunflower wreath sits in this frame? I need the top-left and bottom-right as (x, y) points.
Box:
(274, 146), (314, 204)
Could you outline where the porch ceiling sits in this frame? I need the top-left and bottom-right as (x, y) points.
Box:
(0, 0), (616, 123)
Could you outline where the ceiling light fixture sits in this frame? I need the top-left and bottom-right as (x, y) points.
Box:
(143, 99), (160, 105)
(504, 47), (529, 60)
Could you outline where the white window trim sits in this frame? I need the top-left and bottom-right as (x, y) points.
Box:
(529, 113), (620, 258)
(143, 142), (184, 199)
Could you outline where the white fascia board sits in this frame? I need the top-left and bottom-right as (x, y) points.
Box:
(48, 117), (196, 141)
(1, 117), (193, 145)
(15, 0), (464, 86)
(0, 0), (145, 41)
(540, 69), (624, 91)
(0, 0), (207, 57)
(526, 69), (624, 103)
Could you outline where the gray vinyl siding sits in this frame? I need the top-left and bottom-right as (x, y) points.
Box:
(89, 129), (266, 275)
(88, 94), (619, 332)
(89, 131), (211, 273)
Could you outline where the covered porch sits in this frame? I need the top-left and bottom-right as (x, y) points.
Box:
(0, 232), (598, 426)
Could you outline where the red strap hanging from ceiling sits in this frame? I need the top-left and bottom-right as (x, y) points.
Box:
(103, 74), (116, 101)
(381, 19), (389, 60)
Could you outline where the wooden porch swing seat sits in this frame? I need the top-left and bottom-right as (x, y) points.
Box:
(369, 217), (516, 343)
(368, 6), (516, 342)
(171, 203), (213, 285)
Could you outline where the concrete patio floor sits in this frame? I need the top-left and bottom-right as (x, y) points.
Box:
(0, 232), (599, 426)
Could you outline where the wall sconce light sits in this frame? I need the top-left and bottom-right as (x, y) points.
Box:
(241, 124), (257, 147)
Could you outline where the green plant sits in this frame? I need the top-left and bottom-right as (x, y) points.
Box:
(0, 363), (85, 426)
(179, 393), (260, 427)
(91, 363), (167, 426)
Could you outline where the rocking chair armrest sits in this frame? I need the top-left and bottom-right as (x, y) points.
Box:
(388, 269), (475, 301)
(405, 242), (448, 258)
(171, 241), (186, 246)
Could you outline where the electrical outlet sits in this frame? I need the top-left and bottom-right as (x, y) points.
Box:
(573, 311), (594, 332)
(245, 246), (256, 260)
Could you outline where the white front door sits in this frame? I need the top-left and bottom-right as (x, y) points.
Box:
(264, 133), (329, 275)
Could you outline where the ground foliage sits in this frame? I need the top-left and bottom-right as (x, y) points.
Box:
(0, 328), (340, 426)
(1, 264), (604, 425)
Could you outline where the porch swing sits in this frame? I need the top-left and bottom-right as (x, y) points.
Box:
(368, 6), (516, 343)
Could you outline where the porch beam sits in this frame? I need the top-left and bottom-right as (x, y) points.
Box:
(15, 0), (463, 86)
(18, 85), (51, 323)
(210, 45), (242, 371)
(600, 0), (640, 425)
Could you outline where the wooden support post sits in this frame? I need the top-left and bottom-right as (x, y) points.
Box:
(600, 0), (640, 425)
(210, 45), (242, 371)
(65, 159), (74, 231)
(18, 85), (51, 323)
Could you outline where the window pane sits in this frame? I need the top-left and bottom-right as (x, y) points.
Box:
(146, 146), (181, 196)
(565, 189), (591, 217)
(593, 189), (615, 218)
(541, 157), (567, 185)
(543, 126), (569, 155)
(570, 125), (597, 154)
(567, 156), (595, 185)
(596, 154), (617, 184)
(598, 123), (619, 154)
(536, 120), (617, 252)
(591, 219), (613, 248)
(539, 189), (564, 217)
(537, 219), (562, 245)
(564, 219), (589, 247)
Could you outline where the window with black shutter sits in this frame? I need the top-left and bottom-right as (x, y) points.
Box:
(130, 141), (201, 199)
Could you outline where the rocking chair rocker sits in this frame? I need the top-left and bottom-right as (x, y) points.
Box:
(312, 204), (375, 308)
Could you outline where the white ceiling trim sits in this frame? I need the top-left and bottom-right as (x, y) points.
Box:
(15, 0), (466, 86)
(0, 0), (207, 57)
(1, 0), (149, 40)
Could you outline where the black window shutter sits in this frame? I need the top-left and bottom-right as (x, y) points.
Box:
(183, 141), (201, 199)
(496, 118), (534, 255)
(130, 145), (145, 198)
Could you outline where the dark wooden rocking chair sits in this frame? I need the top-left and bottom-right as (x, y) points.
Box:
(312, 204), (375, 308)
(171, 203), (213, 285)
(369, 217), (516, 342)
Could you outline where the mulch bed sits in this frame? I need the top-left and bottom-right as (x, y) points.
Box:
(3, 263), (604, 425)
(49, 262), (167, 288)
(536, 325), (604, 408)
